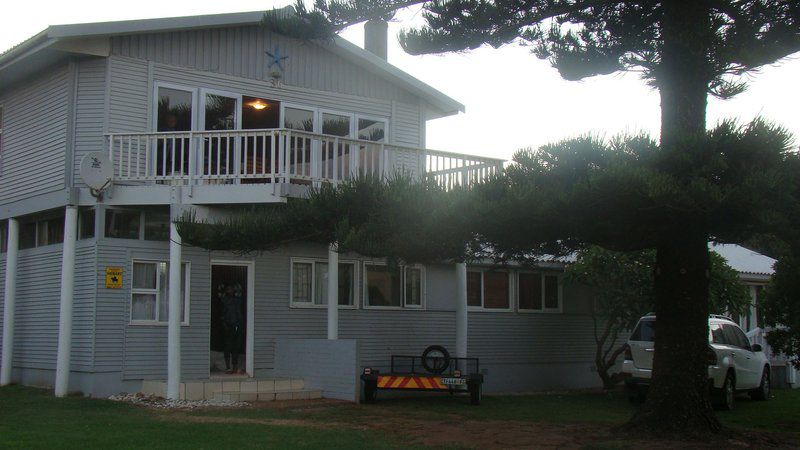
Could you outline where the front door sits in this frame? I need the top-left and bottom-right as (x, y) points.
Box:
(210, 264), (248, 375)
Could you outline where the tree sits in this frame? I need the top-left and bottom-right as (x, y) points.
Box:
(760, 255), (800, 368)
(176, 174), (474, 264)
(263, 1), (800, 433)
(567, 246), (751, 389)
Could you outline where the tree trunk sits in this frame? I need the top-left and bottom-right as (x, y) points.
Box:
(629, 236), (720, 434)
(628, 1), (721, 435)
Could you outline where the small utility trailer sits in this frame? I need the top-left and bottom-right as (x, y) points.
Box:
(360, 345), (484, 405)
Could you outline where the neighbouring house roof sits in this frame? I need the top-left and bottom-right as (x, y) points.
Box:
(710, 243), (776, 278)
(0, 10), (464, 117)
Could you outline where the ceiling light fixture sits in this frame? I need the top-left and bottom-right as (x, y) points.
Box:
(248, 99), (268, 110)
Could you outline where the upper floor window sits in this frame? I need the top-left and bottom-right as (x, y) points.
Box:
(518, 272), (562, 313)
(157, 87), (193, 132)
(467, 269), (511, 310)
(357, 117), (386, 142)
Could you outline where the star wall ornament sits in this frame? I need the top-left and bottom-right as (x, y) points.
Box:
(264, 45), (289, 79)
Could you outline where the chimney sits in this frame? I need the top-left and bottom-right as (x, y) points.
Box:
(364, 20), (388, 60)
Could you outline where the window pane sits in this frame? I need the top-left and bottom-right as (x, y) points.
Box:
(314, 262), (355, 306)
(483, 271), (509, 309)
(105, 210), (140, 239)
(322, 113), (351, 137)
(631, 319), (656, 342)
(144, 209), (170, 241)
(204, 94), (237, 131)
(133, 262), (157, 289)
(338, 263), (354, 306)
(358, 118), (385, 142)
(79, 209), (95, 240)
(131, 294), (157, 321)
(467, 272), (482, 307)
(157, 87), (193, 132)
(544, 275), (559, 309)
(43, 216), (65, 245)
(710, 324), (725, 344)
(19, 222), (36, 249)
(405, 267), (422, 306)
(518, 273), (542, 310)
(365, 265), (401, 307)
(284, 107), (314, 131)
(292, 262), (313, 303)
(158, 263), (187, 323)
(0, 221), (7, 253)
(315, 262), (329, 305)
(242, 97), (280, 129)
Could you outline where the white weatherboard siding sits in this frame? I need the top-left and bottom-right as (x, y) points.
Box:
(72, 57), (108, 189)
(0, 64), (69, 204)
(110, 26), (417, 104)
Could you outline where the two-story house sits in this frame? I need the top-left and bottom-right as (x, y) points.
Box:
(0, 10), (610, 402)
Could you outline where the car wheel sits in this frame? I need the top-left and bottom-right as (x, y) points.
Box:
(719, 372), (735, 411)
(750, 367), (770, 401)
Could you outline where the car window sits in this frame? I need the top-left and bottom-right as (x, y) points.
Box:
(710, 323), (726, 344)
(730, 325), (752, 350)
(631, 319), (655, 342)
(722, 324), (751, 350)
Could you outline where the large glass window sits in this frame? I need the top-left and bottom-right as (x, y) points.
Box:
(19, 222), (36, 249)
(78, 208), (95, 240)
(156, 86), (193, 176)
(283, 107), (315, 178)
(157, 87), (193, 132)
(144, 209), (170, 241)
(467, 270), (510, 310)
(291, 260), (355, 307)
(130, 261), (189, 324)
(284, 107), (314, 132)
(322, 113), (351, 137)
(241, 97), (280, 180)
(37, 215), (65, 246)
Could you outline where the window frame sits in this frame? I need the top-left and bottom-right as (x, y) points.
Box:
(199, 87), (243, 131)
(516, 271), (564, 314)
(288, 257), (359, 309)
(104, 208), (172, 241)
(466, 268), (513, 312)
(152, 81), (198, 132)
(280, 102), (317, 133)
(362, 261), (426, 310)
(319, 108), (355, 138)
(129, 259), (191, 326)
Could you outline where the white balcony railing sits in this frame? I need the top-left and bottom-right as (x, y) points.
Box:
(106, 129), (504, 190)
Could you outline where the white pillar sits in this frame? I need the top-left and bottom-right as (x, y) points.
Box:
(1, 218), (19, 386)
(55, 206), (78, 397)
(167, 221), (182, 399)
(327, 243), (339, 340)
(455, 262), (468, 359)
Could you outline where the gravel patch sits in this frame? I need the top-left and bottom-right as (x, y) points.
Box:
(109, 392), (248, 409)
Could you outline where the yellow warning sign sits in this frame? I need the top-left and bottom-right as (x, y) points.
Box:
(105, 267), (123, 289)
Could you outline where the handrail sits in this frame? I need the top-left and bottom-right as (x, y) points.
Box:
(106, 128), (505, 190)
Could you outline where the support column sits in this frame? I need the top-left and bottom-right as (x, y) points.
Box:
(1, 218), (19, 386)
(167, 220), (182, 399)
(455, 263), (468, 359)
(55, 206), (78, 397)
(327, 243), (338, 340)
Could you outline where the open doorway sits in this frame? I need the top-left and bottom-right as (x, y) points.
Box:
(210, 264), (249, 376)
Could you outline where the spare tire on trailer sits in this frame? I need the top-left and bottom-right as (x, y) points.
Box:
(421, 345), (451, 374)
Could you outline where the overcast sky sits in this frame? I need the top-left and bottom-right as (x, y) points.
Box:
(2, 1), (798, 160)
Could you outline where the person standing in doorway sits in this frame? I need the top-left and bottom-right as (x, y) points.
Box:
(220, 284), (244, 374)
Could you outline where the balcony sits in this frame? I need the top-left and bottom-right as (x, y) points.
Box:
(106, 129), (504, 194)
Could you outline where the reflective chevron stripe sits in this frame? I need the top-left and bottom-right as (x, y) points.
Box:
(377, 375), (447, 389)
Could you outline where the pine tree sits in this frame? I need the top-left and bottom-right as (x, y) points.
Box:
(262, 0), (800, 433)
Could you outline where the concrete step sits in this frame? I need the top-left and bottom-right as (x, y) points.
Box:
(213, 389), (323, 402)
(141, 378), (307, 400)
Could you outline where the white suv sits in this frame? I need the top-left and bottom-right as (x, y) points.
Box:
(622, 314), (770, 410)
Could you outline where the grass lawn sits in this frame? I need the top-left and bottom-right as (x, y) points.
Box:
(1, 384), (798, 449)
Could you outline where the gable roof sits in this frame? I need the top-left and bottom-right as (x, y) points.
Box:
(0, 10), (464, 117)
(710, 243), (776, 278)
